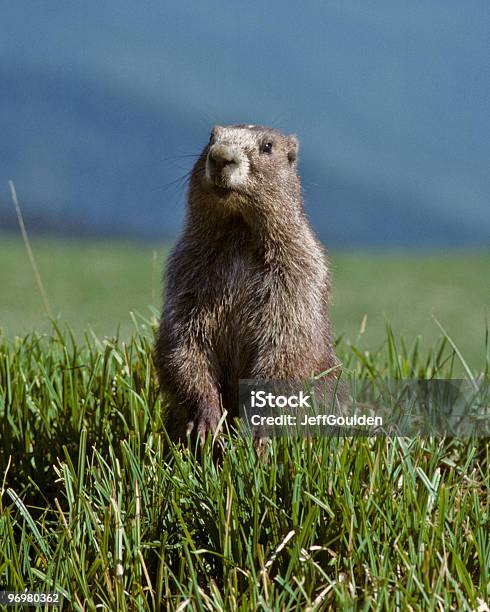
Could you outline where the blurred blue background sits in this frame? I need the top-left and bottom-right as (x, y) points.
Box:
(1, 1), (489, 247)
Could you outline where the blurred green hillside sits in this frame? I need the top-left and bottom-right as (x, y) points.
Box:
(0, 236), (488, 372)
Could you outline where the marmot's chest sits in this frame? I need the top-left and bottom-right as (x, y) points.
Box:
(187, 236), (315, 325)
(207, 252), (263, 303)
(199, 252), (303, 326)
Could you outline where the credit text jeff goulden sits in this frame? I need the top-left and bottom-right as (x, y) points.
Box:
(248, 390), (383, 427)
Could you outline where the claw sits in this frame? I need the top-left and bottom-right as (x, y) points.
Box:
(186, 411), (221, 445)
(253, 436), (269, 457)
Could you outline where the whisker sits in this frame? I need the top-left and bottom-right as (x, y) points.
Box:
(159, 153), (201, 163)
(150, 168), (194, 195)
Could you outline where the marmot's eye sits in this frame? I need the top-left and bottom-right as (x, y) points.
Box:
(261, 142), (273, 154)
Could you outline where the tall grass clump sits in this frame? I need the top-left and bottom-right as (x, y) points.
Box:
(0, 316), (488, 610)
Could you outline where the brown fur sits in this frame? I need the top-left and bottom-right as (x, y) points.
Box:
(155, 124), (339, 441)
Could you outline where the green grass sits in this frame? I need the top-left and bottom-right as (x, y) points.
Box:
(0, 236), (489, 608)
(0, 318), (489, 610)
(0, 236), (488, 371)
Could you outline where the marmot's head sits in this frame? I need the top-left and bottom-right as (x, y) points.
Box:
(189, 124), (301, 218)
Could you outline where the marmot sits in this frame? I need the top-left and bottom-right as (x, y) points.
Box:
(155, 124), (339, 442)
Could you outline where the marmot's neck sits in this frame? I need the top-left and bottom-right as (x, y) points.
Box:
(186, 194), (318, 271)
(188, 195), (308, 242)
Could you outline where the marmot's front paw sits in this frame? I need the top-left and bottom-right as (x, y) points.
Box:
(186, 410), (221, 445)
(253, 436), (270, 457)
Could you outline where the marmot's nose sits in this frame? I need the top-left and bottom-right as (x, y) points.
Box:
(208, 144), (239, 172)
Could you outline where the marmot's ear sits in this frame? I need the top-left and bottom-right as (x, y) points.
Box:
(287, 135), (299, 164)
(210, 125), (225, 140)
